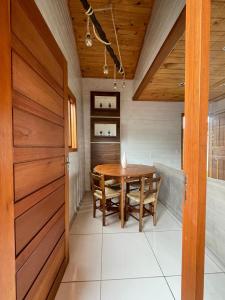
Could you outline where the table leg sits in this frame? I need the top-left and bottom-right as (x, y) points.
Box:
(120, 176), (125, 228)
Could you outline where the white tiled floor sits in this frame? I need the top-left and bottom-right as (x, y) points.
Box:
(55, 193), (225, 300)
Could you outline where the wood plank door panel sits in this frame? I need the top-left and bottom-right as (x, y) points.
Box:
(15, 185), (65, 255)
(14, 156), (65, 201)
(13, 108), (64, 147)
(16, 212), (65, 300)
(12, 53), (64, 117)
(11, 0), (68, 299)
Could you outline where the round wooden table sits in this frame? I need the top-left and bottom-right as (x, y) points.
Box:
(94, 164), (156, 228)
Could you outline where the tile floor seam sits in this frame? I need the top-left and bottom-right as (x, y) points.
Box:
(61, 275), (167, 284)
(204, 252), (225, 273)
(57, 195), (225, 299)
(143, 232), (176, 300)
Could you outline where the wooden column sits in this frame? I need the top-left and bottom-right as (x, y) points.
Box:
(0, 1), (16, 299)
(182, 1), (211, 300)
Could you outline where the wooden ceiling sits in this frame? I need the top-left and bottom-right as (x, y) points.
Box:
(135, 0), (225, 101)
(68, 0), (154, 79)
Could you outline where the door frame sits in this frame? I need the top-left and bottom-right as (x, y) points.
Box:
(182, 0), (211, 299)
(0, 1), (16, 299)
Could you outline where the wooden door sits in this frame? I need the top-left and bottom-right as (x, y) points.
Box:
(208, 111), (225, 180)
(11, 0), (69, 299)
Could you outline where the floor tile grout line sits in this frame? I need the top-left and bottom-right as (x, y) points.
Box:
(69, 229), (182, 236)
(204, 251), (225, 273)
(60, 271), (225, 284)
(61, 275), (170, 284)
(144, 232), (176, 300)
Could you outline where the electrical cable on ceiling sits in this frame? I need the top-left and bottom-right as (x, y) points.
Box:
(80, 0), (125, 76)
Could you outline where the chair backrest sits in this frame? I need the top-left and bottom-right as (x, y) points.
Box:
(140, 174), (162, 203)
(152, 176), (162, 200)
(90, 172), (105, 196)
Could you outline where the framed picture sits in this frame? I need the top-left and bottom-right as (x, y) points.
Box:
(91, 91), (120, 117)
(91, 118), (120, 142)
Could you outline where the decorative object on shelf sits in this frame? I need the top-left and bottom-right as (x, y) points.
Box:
(108, 130), (111, 136)
(100, 102), (103, 108)
(80, 0), (126, 89)
(121, 152), (127, 169)
(100, 130), (103, 136)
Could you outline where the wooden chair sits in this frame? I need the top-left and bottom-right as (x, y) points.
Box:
(90, 172), (121, 226)
(126, 174), (162, 232)
(104, 177), (121, 189)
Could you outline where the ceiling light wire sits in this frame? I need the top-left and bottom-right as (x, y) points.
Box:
(92, 24), (111, 45)
(111, 7), (125, 77)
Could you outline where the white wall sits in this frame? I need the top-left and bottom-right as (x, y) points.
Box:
(35, 0), (85, 222)
(210, 98), (225, 114)
(83, 78), (184, 190)
(134, 0), (185, 93)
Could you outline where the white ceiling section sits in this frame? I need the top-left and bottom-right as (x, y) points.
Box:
(134, 0), (186, 95)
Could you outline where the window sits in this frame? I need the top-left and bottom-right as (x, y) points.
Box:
(208, 111), (225, 180)
(68, 89), (78, 151)
(181, 111), (225, 180)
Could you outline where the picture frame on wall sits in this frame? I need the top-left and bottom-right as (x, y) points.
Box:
(91, 118), (120, 142)
(91, 91), (120, 117)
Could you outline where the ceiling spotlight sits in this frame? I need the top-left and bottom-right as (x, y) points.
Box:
(103, 64), (109, 75)
(113, 82), (117, 90)
(85, 33), (93, 47)
(122, 80), (126, 88)
(222, 46), (225, 51)
(178, 82), (185, 87)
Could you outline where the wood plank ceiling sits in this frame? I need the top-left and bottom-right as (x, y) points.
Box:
(137, 0), (225, 101)
(68, 0), (154, 79)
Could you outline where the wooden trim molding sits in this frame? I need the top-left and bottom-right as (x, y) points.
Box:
(182, 0), (211, 299)
(0, 1), (16, 299)
(64, 65), (70, 265)
(68, 87), (78, 152)
(133, 7), (186, 101)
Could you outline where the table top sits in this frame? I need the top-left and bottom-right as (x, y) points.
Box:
(94, 164), (156, 178)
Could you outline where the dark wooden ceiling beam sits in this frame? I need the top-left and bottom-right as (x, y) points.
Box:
(79, 0), (124, 75)
(133, 7), (186, 101)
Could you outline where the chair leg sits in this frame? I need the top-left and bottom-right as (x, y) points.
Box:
(139, 203), (143, 232)
(102, 199), (106, 226)
(93, 196), (96, 218)
(153, 202), (157, 226)
(125, 196), (128, 221)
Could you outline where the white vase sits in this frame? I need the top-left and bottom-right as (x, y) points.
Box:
(121, 152), (127, 169)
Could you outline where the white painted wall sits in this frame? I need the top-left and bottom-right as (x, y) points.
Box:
(210, 98), (225, 114)
(134, 0), (185, 93)
(83, 78), (184, 190)
(35, 0), (85, 222)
